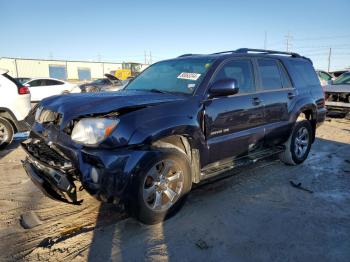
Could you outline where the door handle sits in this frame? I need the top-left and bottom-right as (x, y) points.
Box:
(252, 97), (262, 105)
(288, 92), (296, 99)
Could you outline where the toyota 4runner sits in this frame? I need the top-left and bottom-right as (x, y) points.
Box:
(22, 49), (326, 224)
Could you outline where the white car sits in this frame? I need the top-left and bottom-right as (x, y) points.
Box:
(0, 68), (31, 149)
(24, 78), (79, 102)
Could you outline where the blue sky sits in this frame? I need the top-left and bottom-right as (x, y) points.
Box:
(1, 0), (350, 70)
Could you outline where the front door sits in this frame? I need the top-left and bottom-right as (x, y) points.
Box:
(204, 58), (265, 164)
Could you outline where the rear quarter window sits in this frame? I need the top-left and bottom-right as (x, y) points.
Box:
(3, 73), (21, 88)
(288, 60), (320, 88)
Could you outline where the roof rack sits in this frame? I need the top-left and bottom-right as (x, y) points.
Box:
(212, 48), (301, 58)
(235, 48), (301, 57)
(178, 54), (196, 57)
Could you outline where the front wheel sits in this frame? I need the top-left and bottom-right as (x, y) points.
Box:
(129, 149), (192, 224)
(279, 120), (313, 165)
(0, 117), (14, 150)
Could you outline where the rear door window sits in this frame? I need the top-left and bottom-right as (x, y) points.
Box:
(27, 80), (42, 87)
(289, 60), (320, 87)
(213, 59), (255, 94)
(257, 59), (283, 90)
(46, 79), (63, 86)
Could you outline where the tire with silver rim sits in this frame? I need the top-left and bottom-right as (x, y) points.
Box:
(130, 149), (191, 224)
(0, 117), (14, 150)
(279, 120), (312, 165)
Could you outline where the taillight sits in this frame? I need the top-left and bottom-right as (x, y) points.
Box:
(18, 86), (30, 95)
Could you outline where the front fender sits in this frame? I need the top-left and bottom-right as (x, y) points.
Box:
(128, 115), (206, 150)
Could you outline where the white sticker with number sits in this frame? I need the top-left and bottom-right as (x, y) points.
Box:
(177, 72), (201, 81)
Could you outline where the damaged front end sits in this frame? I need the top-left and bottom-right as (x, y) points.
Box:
(22, 138), (82, 204)
(21, 122), (157, 206)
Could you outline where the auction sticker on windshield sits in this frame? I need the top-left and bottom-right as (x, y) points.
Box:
(177, 72), (201, 81)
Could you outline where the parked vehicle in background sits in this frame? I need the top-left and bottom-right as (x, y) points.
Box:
(79, 74), (127, 92)
(24, 78), (79, 102)
(15, 77), (31, 84)
(325, 71), (350, 118)
(22, 49), (326, 224)
(330, 70), (348, 79)
(0, 69), (31, 149)
(316, 70), (333, 86)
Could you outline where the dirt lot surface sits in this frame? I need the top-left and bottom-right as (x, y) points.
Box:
(0, 118), (350, 262)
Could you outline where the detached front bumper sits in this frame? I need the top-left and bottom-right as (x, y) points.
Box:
(22, 147), (82, 205)
(21, 137), (154, 205)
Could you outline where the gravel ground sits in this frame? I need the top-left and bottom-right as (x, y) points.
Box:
(0, 118), (349, 262)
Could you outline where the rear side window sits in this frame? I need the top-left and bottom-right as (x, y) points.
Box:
(3, 73), (21, 88)
(289, 60), (320, 87)
(27, 80), (42, 87)
(46, 80), (63, 86)
(257, 59), (283, 90)
(213, 59), (255, 94)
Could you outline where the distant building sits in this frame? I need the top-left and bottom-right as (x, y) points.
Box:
(0, 57), (148, 81)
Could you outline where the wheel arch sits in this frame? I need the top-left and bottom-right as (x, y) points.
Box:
(0, 107), (19, 132)
(291, 102), (317, 143)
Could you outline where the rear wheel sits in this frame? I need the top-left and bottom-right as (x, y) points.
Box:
(130, 149), (191, 224)
(0, 117), (14, 149)
(279, 120), (312, 165)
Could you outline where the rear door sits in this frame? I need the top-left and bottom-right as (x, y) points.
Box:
(44, 79), (68, 95)
(255, 58), (295, 145)
(204, 58), (265, 164)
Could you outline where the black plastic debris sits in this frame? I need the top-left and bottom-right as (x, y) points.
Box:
(289, 181), (313, 194)
(196, 239), (209, 250)
(20, 211), (43, 229)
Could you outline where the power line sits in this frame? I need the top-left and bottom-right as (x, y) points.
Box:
(293, 34), (350, 42)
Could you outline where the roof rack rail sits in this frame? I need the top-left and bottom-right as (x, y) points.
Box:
(235, 48), (301, 57)
(211, 48), (301, 58)
(178, 53), (195, 57)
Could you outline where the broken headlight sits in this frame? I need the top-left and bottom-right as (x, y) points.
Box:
(71, 118), (119, 146)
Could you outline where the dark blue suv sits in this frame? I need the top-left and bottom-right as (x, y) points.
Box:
(22, 49), (326, 224)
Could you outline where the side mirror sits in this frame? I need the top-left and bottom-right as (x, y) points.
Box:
(209, 79), (239, 97)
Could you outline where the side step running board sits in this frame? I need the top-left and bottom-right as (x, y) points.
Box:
(201, 146), (285, 180)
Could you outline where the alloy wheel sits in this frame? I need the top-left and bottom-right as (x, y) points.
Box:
(0, 122), (9, 146)
(143, 159), (184, 212)
(294, 126), (309, 158)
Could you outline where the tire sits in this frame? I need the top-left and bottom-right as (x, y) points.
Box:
(279, 120), (313, 165)
(0, 117), (14, 150)
(345, 112), (350, 120)
(129, 149), (192, 224)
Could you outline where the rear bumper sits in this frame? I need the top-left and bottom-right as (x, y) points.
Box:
(316, 107), (327, 127)
(325, 101), (350, 114)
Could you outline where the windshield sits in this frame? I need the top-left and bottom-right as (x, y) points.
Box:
(125, 57), (214, 94)
(333, 72), (350, 85)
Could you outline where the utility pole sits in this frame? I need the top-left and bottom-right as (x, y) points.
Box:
(144, 50), (147, 64)
(149, 51), (152, 64)
(328, 47), (332, 72)
(285, 32), (293, 52)
(264, 31), (267, 50)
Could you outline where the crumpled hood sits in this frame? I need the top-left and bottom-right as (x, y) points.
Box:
(40, 90), (186, 127)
